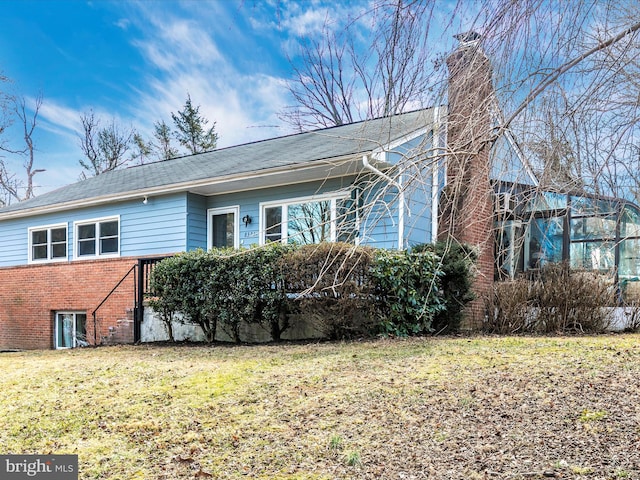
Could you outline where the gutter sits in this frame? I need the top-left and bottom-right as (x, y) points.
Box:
(362, 154), (405, 249)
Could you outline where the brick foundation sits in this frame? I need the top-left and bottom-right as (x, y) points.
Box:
(0, 257), (139, 350)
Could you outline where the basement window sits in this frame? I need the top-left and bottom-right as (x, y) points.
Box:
(54, 312), (87, 349)
(28, 224), (68, 263)
(74, 216), (120, 259)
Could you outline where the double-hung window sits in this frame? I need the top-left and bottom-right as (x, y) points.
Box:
(74, 217), (120, 258)
(261, 192), (359, 245)
(28, 224), (68, 263)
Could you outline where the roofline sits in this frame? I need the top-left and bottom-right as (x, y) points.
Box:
(0, 153), (368, 221)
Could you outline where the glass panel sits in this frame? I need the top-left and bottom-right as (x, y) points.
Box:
(211, 213), (235, 248)
(51, 227), (67, 258)
(620, 205), (640, 238)
(265, 206), (282, 243)
(496, 220), (524, 279)
(51, 243), (66, 258)
(78, 224), (95, 240)
(570, 215), (617, 241)
(32, 245), (47, 260)
(51, 227), (66, 243)
(79, 239), (96, 256)
(99, 221), (118, 254)
(76, 314), (87, 346)
(570, 241), (615, 271)
(527, 216), (564, 269)
(288, 200), (331, 245)
(526, 191), (567, 212)
(100, 238), (118, 254)
(56, 313), (74, 349)
(571, 196), (617, 216)
(619, 239), (640, 278)
(100, 221), (118, 237)
(31, 230), (47, 245)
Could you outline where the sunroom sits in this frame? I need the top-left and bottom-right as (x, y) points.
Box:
(494, 187), (640, 300)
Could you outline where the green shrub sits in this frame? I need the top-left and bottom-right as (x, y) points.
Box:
(370, 248), (445, 336)
(149, 241), (468, 342)
(238, 243), (293, 341)
(412, 242), (476, 332)
(149, 250), (221, 342)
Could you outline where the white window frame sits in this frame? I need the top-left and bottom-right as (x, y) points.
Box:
(259, 192), (354, 246)
(28, 223), (68, 264)
(207, 206), (240, 250)
(54, 311), (87, 349)
(73, 216), (120, 260)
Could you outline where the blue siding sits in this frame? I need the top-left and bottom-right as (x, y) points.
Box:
(186, 193), (207, 251)
(359, 175), (400, 249)
(367, 132), (437, 249)
(0, 193), (189, 267)
(401, 133), (436, 247)
(404, 170), (433, 247)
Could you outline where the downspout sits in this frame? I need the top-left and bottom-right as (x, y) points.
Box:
(431, 106), (441, 243)
(362, 154), (405, 249)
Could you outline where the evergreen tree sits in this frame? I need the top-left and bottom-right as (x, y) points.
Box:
(171, 94), (218, 154)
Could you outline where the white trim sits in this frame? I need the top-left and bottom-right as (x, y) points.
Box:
(27, 222), (68, 264)
(72, 215), (120, 260)
(207, 206), (240, 250)
(371, 126), (430, 160)
(258, 192), (350, 246)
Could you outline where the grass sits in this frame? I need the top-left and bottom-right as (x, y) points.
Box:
(1, 334), (639, 479)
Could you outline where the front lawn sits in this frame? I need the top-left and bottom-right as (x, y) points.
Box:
(1, 335), (639, 479)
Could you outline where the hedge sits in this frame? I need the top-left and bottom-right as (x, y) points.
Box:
(148, 241), (476, 342)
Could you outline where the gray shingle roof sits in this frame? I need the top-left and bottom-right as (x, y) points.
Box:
(0, 108), (435, 216)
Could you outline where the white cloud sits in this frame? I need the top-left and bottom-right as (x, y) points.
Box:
(124, 3), (294, 148)
(36, 98), (83, 137)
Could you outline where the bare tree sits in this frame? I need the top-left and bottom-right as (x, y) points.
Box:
(282, 0), (437, 131)
(0, 93), (45, 205)
(78, 110), (136, 179)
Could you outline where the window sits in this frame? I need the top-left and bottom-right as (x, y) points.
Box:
(207, 206), (239, 249)
(54, 312), (87, 349)
(28, 224), (67, 262)
(260, 192), (359, 245)
(74, 217), (119, 258)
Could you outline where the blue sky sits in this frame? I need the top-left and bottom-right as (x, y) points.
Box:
(0, 0), (467, 195)
(0, 0), (353, 193)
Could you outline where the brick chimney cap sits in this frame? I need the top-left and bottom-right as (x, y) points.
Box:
(454, 31), (482, 46)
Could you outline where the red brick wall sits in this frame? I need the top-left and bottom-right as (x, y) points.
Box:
(0, 257), (139, 350)
(440, 37), (495, 329)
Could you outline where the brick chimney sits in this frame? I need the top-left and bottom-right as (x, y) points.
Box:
(439, 31), (495, 329)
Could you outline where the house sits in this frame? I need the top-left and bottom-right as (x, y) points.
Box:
(2, 33), (634, 349)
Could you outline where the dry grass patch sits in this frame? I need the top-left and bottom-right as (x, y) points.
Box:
(1, 335), (639, 479)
